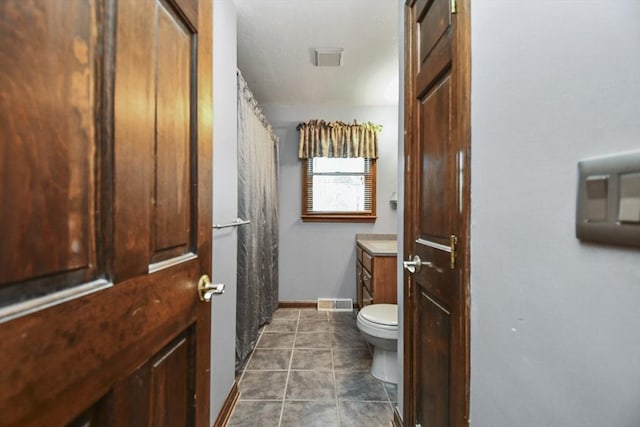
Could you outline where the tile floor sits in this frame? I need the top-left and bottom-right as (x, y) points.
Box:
(228, 308), (396, 427)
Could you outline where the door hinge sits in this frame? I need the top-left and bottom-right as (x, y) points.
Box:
(451, 0), (457, 14)
(450, 235), (458, 269)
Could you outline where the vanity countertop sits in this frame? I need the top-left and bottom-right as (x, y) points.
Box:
(356, 234), (397, 256)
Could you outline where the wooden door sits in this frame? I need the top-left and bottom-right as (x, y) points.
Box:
(0, 0), (213, 426)
(403, 0), (470, 426)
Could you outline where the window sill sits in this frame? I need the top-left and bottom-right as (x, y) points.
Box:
(301, 214), (377, 223)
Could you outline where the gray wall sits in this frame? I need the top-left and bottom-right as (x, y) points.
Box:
(470, 2), (640, 426)
(210, 0), (237, 422)
(262, 105), (399, 302)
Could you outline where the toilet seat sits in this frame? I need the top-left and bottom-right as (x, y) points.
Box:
(359, 304), (397, 328)
(357, 304), (397, 339)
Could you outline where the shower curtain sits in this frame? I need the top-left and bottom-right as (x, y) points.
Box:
(236, 72), (279, 368)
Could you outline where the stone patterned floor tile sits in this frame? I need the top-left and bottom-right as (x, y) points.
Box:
(256, 332), (296, 349)
(328, 311), (357, 323)
(384, 382), (398, 403)
(239, 370), (288, 400)
(335, 371), (389, 401)
(280, 401), (339, 427)
(334, 322), (360, 335)
(246, 348), (292, 370)
(286, 370), (335, 400)
(299, 309), (329, 320)
(227, 401), (282, 427)
(264, 319), (297, 333)
(297, 319), (332, 333)
(272, 309), (300, 320)
(338, 401), (393, 427)
(291, 348), (333, 370)
(294, 332), (332, 348)
(333, 349), (372, 371)
(331, 329), (368, 349)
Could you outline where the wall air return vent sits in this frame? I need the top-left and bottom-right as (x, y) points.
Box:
(317, 298), (353, 312)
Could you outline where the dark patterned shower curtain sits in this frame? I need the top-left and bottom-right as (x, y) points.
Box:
(236, 72), (279, 368)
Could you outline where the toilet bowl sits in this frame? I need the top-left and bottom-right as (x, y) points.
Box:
(356, 303), (398, 384)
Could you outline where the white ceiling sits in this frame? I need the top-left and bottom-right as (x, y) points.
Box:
(234, 0), (399, 106)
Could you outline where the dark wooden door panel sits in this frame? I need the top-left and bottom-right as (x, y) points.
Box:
(414, 243), (454, 307)
(419, 0), (451, 66)
(417, 290), (451, 427)
(113, 0), (155, 282)
(109, 329), (195, 427)
(419, 76), (454, 241)
(111, 362), (152, 427)
(0, 0), (101, 297)
(0, 262), (200, 427)
(152, 0), (196, 264)
(68, 397), (109, 427)
(149, 335), (194, 427)
(416, 0), (452, 100)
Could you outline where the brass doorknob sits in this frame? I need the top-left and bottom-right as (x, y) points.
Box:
(198, 275), (225, 302)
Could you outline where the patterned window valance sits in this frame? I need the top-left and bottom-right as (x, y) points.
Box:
(296, 120), (382, 159)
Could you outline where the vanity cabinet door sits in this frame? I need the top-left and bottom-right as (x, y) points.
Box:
(362, 251), (374, 273)
(362, 285), (373, 308)
(356, 261), (364, 308)
(356, 242), (397, 308)
(362, 269), (374, 298)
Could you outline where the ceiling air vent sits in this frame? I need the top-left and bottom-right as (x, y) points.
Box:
(314, 48), (344, 67)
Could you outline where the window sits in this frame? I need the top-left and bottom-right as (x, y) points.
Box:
(302, 157), (376, 222)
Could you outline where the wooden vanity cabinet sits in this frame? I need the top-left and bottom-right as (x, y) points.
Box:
(356, 242), (397, 308)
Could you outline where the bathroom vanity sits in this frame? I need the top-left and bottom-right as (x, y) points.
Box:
(355, 234), (397, 308)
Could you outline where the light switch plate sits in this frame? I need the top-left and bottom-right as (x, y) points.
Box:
(576, 151), (640, 248)
(585, 175), (608, 221)
(618, 173), (640, 223)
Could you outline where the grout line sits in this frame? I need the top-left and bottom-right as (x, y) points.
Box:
(237, 325), (266, 385)
(382, 378), (392, 405)
(331, 318), (341, 427)
(277, 309), (299, 427)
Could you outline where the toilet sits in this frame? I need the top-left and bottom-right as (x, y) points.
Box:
(356, 303), (398, 384)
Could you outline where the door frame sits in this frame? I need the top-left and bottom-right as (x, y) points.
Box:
(401, 0), (471, 425)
